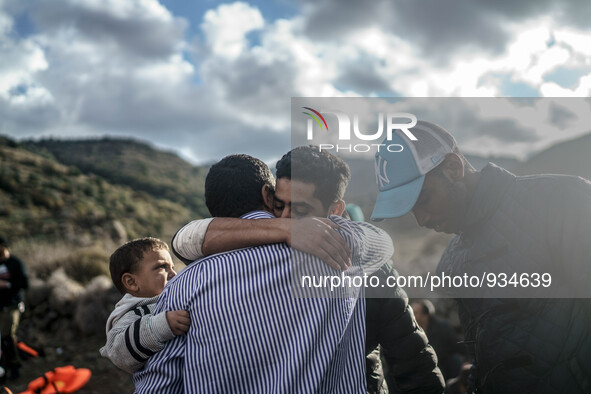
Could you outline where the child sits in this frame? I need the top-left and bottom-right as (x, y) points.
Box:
(100, 237), (190, 373)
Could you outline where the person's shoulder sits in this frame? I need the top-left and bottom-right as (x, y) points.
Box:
(173, 243), (290, 276)
(8, 255), (24, 265)
(328, 215), (353, 226)
(325, 215), (361, 245)
(514, 171), (590, 189)
(208, 243), (291, 262)
(327, 214), (391, 245)
(513, 172), (591, 205)
(116, 293), (156, 312)
(327, 215), (370, 235)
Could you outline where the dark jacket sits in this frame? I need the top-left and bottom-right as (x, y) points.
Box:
(425, 315), (463, 380)
(0, 255), (28, 309)
(366, 262), (444, 394)
(437, 164), (591, 393)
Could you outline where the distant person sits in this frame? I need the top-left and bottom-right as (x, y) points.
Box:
(0, 236), (28, 381)
(100, 238), (190, 374)
(172, 147), (444, 394)
(411, 299), (463, 380)
(371, 120), (591, 392)
(345, 203), (365, 222)
(134, 154), (392, 393)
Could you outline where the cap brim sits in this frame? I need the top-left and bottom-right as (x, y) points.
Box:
(370, 175), (425, 221)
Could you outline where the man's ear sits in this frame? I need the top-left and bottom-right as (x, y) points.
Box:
(441, 153), (464, 182)
(261, 184), (275, 212)
(122, 273), (138, 293)
(328, 200), (346, 216)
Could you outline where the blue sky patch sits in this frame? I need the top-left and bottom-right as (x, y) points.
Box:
(544, 66), (589, 89)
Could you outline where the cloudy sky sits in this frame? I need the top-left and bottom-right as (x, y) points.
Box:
(1, 0), (591, 164)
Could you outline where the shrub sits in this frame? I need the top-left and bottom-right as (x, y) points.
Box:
(47, 268), (85, 310)
(62, 247), (111, 284)
(75, 276), (118, 336)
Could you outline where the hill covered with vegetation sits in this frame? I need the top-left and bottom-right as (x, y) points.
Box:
(0, 136), (208, 246)
(0, 136), (212, 393)
(24, 137), (210, 218)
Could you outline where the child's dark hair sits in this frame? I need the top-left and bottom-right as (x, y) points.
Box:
(109, 237), (169, 294)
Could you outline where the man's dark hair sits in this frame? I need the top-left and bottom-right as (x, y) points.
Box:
(205, 154), (275, 217)
(109, 237), (169, 295)
(275, 146), (350, 210)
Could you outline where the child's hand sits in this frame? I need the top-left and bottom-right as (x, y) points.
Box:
(166, 310), (190, 336)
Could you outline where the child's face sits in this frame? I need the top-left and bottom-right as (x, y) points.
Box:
(133, 249), (176, 298)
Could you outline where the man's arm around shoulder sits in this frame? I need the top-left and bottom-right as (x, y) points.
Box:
(328, 216), (394, 275)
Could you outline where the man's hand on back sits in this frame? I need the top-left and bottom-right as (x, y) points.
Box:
(287, 217), (352, 271)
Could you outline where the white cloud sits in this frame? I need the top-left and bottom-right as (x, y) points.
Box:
(201, 2), (264, 60)
(135, 54), (194, 85)
(535, 27), (591, 97)
(0, 3), (49, 100)
(540, 75), (591, 96)
(0, 8), (12, 35)
(555, 29), (591, 58)
(2, 0), (591, 163)
(0, 4), (56, 134)
(375, 18), (589, 98)
(61, 0), (173, 22)
(0, 38), (48, 97)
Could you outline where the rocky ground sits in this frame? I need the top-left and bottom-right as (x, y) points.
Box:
(3, 336), (133, 393)
(2, 272), (134, 393)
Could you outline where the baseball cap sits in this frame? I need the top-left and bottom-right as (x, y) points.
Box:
(371, 120), (457, 221)
(0, 236), (7, 247)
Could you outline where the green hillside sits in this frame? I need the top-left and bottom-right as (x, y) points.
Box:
(24, 137), (210, 218)
(0, 136), (194, 244)
(0, 136), (212, 393)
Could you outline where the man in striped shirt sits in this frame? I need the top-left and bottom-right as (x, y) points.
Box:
(134, 154), (394, 393)
(172, 147), (445, 393)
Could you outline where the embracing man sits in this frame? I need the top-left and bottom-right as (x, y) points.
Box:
(173, 146), (444, 393)
(133, 153), (394, 393)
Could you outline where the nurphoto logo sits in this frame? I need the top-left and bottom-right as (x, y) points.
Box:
(303, 107), (418, 153)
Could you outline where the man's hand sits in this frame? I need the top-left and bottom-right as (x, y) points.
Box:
(288, 217), (352, 271)
(166, 310), (191, 336)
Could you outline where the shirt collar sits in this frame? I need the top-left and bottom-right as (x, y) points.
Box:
(240, 210), (275, 219)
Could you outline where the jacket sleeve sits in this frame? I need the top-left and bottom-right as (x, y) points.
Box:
(371, 267), (444, 394)
(100, 308), (175, 374)
(171, 218), (214, 264)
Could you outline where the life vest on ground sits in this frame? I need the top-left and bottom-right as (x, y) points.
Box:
(19, 366), (91, 394)
(16, 342), (39, 358)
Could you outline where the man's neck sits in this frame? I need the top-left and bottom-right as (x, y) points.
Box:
(463, 170), (481, 205)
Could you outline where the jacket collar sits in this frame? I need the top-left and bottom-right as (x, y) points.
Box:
(459, 163), (516, 236)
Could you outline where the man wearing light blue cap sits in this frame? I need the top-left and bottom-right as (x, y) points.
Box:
(371, 120), (467, 229)
(371, 120), (591, 393)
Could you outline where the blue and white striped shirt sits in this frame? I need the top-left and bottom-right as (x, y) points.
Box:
(134, 211), (391, 393)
